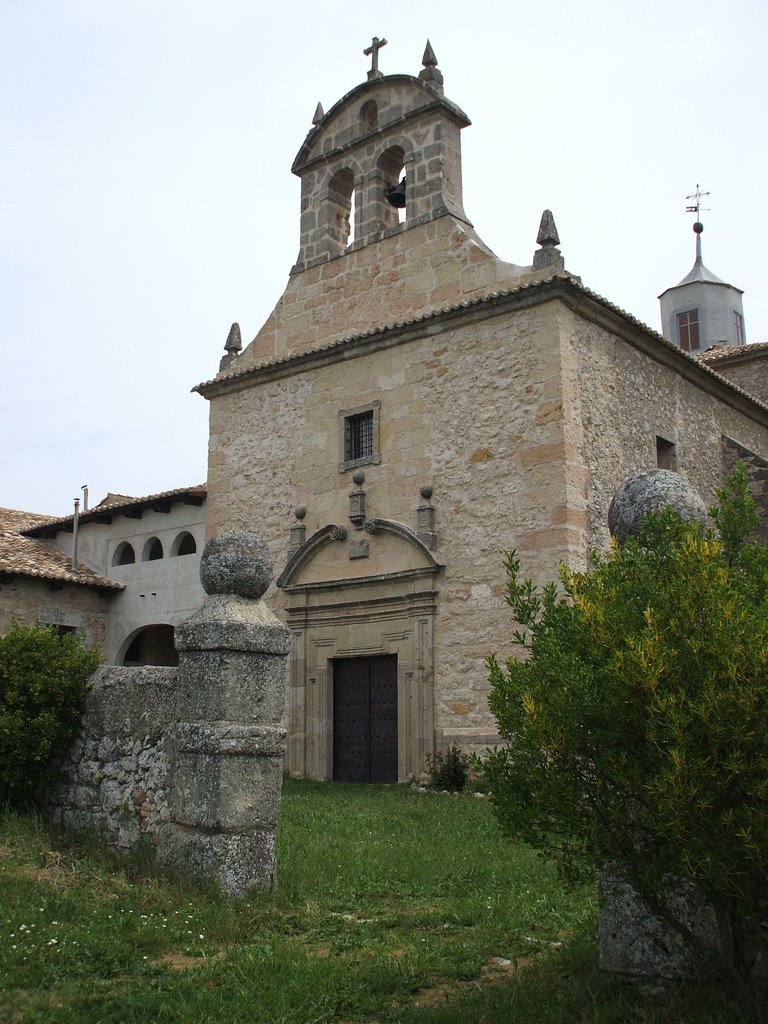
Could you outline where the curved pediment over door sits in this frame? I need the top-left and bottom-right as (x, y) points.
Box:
(277, 519), (443, 591)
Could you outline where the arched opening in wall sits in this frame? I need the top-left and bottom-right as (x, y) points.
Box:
(142, 537), (163, 561)
(378, 145), (407, 226)
(360, 100), (378, 133)
(120, 624), (178, 667)
(327, 167), (356, 249)
(171, 531), (197, 556)
(112, 542), (136, 566)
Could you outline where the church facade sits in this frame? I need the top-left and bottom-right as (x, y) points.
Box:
(197, 43), (768, 782)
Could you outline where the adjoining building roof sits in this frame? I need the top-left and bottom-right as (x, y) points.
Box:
(698, 341), (768, 364)
(0, 508), (123, 591)
(22, 485), (207, 538)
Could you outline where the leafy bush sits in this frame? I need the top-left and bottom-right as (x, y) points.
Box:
(481, 465), (768, 1021)
(425, 744), (470, 791)
(0, 623), (100, 803)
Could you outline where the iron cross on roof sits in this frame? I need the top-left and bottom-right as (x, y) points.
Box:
(364, 36), (387, 79)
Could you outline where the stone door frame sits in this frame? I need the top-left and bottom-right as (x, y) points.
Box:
(280, 569), (438, 781)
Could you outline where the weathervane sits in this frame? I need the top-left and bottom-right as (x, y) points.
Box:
(685, 183), (710, 221)
(364, 36), (387, 80)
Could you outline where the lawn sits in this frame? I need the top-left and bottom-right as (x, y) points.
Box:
(0, 780), (744, 1023)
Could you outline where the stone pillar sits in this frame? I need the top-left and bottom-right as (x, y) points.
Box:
(163, 530), (290, 897)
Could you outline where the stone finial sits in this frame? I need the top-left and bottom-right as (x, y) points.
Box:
(532, 210), (564, 272)
(537, 210), (560, 247)
(288, 506), (307, 558)
(349, 471), (366, 529)
(312, 102), (324, 126)
(417, 484), (437, 550)
(608, 470), (708, 545)
(199, 530), (273, 600)
(219, 322), (243, 372)
(418, 38), (444, 90)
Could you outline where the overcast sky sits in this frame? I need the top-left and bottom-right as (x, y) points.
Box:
(2, 0), (766, 516)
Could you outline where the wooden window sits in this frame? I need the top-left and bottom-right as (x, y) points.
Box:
(676, 309), (700, 351)
(734, 311), (745, 345)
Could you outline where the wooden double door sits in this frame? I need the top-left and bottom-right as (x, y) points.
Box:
(332, 655), (398, 783)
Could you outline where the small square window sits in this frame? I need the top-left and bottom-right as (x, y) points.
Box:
(676, 309), (700, 352)
(656, 435), (677, 470)
(338, 401), (381, 472)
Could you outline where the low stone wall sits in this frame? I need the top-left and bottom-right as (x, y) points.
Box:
(46, 530), (290, 897)
(47, 666), (177, 849)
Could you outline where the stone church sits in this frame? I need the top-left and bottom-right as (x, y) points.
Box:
(196, 42), (768, 783)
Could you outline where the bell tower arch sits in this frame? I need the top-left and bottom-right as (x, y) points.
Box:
(291, 41), (471, 272)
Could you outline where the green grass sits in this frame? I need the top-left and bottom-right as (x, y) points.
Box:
(0, 780), (745, 1023)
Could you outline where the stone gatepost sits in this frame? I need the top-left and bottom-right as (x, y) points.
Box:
(162, 530), (290, 897)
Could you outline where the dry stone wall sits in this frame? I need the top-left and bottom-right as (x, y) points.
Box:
(48, 666), (174, 846)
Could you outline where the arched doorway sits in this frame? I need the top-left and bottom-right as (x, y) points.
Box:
(120, 624), (178, 666)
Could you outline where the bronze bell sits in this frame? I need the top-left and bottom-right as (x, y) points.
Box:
(386, 177), (406, 209)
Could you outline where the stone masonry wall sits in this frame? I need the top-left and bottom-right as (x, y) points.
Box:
(233, 216), (541, 369)
(207, 292), (768, 772)
(47, 666), (177, 848)
(565, 311), (768, 556)
(709, 355), (768, 408)
(0, 577), (108, 652)
(207, 298), (579, 752)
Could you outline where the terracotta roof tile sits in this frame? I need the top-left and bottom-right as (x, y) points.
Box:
(0, 507), (123, 590)
(22, 484), (207, 536)
(698, 342), (768, 363)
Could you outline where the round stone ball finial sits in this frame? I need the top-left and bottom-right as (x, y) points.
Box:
(199, 530), (273, 599)
(608, 470), (708, 545)
(294, 505), (306, 521)
(352, 470), (365, 486)
(419, 484), (433, 500)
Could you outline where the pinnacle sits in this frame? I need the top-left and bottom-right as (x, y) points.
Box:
(536, 210), (560, 248)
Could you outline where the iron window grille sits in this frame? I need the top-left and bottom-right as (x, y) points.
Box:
(338, 401), (381, 472)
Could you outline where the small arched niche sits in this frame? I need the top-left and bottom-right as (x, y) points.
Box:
(360, 99), (378, 133)
(377, 145), (407, 227)
(142, 537), (163, 561)
(171, 531), (197, 557)
(112, 541), (136, 566)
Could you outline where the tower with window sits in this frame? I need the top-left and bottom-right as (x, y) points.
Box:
(659, 215), (746, 353)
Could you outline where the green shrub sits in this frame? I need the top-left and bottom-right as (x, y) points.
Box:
(425, 744), (470, 791)
(481, 465), (768, 1022)
(0, 623), (100, 803)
